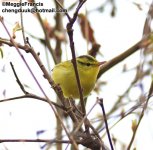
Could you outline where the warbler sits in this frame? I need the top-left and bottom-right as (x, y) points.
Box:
(52, 55), (105, 99)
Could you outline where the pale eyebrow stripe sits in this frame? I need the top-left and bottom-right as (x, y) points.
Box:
(78, 55), (96, 62)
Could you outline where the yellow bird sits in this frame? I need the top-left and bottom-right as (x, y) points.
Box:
(52, 55), (105, 99)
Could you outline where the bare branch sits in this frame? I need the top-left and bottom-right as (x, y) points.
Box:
(0, 139), (73, 144)
(98, 98), (114, 150)
(10, 62), (28, 94)
(98, 33), (153, 77)
(0, 93), (65, 110)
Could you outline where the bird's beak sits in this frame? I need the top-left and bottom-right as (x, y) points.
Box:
(98, 61), (106, 66)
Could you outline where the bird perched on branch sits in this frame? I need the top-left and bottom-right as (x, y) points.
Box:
(52, 55), (105, 99)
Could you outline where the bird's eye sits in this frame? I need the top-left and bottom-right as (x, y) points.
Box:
(86, 63), (90, 66)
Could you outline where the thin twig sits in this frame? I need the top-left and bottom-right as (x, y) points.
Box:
(86, 119), (103, 145)
(0, 139), (78, 144)
(73, 99), (98, 134)
(67, 0), (87, 116)
(20, 0), (26, 44)
(71, 100), (84, 116)
(98, 98), (114, 150)
(10, 62), (28, 94)
(127, 80), (153, 150)
(101, 97), (147, 138)
(0, 94), (65, 110)
(55, 0), (71, 21)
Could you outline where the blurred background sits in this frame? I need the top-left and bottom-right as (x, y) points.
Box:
(0, 0), (153, 149)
